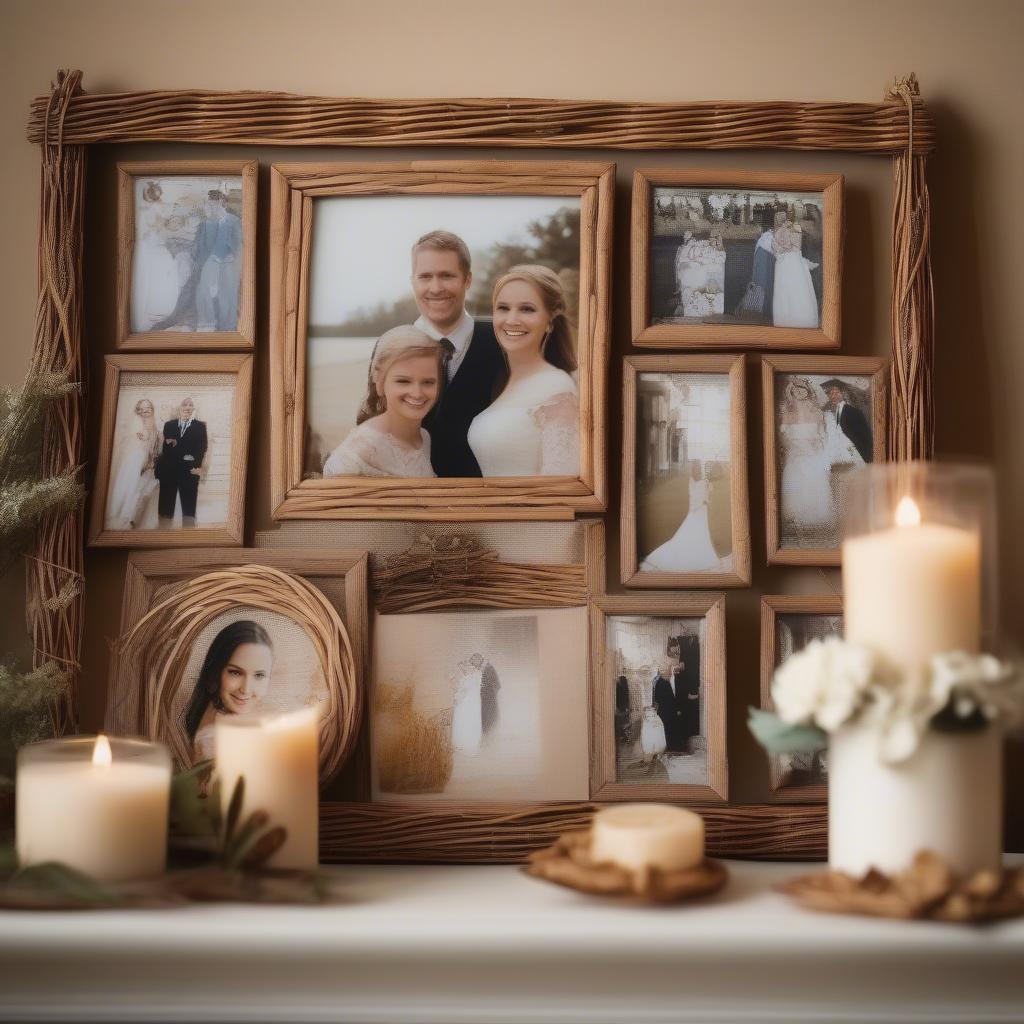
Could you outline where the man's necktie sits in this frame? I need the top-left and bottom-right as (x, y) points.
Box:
(439, 337), (456, 381)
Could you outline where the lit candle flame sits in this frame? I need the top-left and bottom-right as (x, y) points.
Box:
(895, 496), (922, 528)
(92, 734), (113, 766)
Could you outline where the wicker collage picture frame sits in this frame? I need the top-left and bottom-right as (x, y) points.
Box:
(28, 71), (936, 862)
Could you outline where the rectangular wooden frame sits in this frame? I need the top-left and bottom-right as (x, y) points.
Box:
(107, 548), (369, 792)
(590, 594), (728, 804)
(87, 352), (253, 548)
(116, 159), (257, 351)
(631, 169), (844, 350)
(620, 354), (750, 587)
(760, 594), (843, 803)
(268, 159), (613, 521)
(762, 354), (887, 566)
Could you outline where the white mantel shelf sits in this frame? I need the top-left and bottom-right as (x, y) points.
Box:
(1, 859), (1023, 1024)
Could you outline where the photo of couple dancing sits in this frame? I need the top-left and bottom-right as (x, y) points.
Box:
(319, 230), (580, 480)
(105, 392), (223, 531)
(776, 374), (874, 548)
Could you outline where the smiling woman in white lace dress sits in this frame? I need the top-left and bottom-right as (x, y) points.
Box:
(467, 265), (579, 477)
(322, 325), (444, 478)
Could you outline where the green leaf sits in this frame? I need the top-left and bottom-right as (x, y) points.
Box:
(170, 760), (218, 839)
(222, 775), (245, 848)
(747, 706), (828, 754)
(6, 861), (120, 907)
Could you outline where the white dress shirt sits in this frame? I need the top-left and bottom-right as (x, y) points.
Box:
(414, 308), (475, 382)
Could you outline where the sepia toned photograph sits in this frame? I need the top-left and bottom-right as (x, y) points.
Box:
(269, 161), (612, 519)
(117, 161), (256, 350)
(371, 606), (589, 803)
(621, 355), (750, 587)
(631, 170), (843, 349)
(89, 354), (252, 547)
(760, 595), (843, 801)
(763, 356), (886, 564)
(590, 596), (727, 803)
(305, 195), (582, 481)
(177, 608), (328, 764)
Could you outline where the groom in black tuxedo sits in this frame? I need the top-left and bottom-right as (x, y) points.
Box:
(156, 396), (207, 527)
(410, 230), (504, 477)
(823, 380), (873, 463)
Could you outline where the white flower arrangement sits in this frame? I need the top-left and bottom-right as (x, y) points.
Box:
(748, 639), (1022, 764)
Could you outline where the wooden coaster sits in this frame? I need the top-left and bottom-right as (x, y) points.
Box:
(525, 828), (728, 904)
(780, 850), (1024, 923)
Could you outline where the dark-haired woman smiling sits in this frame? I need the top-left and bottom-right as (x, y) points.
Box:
(185, 620), (273, 761)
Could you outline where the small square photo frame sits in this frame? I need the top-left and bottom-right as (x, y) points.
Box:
(631, 169), (843, 349)
(621, 355), (750, 588)
(590, 595), (728, 804)
(760, 594), (842, 803)
(116, 160), (257, 350)
(762, 355), (887, 565)
(88, 353), (252, 547)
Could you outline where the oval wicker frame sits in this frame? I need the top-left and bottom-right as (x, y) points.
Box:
(116, 564), (360, 784)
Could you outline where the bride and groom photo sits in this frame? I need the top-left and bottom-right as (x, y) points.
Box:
(304, 195), (583, 483)
(648, 181), (826, 331)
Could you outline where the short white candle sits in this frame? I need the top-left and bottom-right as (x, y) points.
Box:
(591, 804), (704, 873)
(16, 735), (171, 883)
(842, 496), (981, 675)
(215, 706), (319, 870)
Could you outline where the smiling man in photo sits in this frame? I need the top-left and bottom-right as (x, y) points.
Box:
(410, 230), (503, 477)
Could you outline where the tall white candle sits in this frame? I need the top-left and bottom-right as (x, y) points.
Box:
(842, 497), (981, 674)
(16, 736), (171, 883)
(215, 706), (319, 869)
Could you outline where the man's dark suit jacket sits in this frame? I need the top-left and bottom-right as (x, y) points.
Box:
(838, 403), (873, 463)
(423, 320), (503, 478)
(156, 418), (208, 482)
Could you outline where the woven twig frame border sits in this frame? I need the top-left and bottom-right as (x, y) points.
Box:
(114, 563), (361, 783)
(26, 72), (930, 862)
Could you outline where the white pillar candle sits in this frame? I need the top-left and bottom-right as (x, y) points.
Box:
(215, 706), (319, 870)
(16, 736), (171, 883)
(829, 722), (1002, 876)
(842, 497), (981, 675)
(591, 804), (704, 873)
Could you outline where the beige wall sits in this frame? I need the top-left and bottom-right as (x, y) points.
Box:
(2, 0), (1022, 829)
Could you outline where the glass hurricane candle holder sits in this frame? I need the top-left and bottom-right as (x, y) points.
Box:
(16, 735), (172, 883)
(831, 460), (1002, 877)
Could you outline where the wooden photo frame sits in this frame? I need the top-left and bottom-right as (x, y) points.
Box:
(88, 353), (252, 548)
(763, 354), (887, 566)
(116, 160), (257, 351)
(631, 169), (843, 349)
(106, 549), (369, 788)
(269, 160), (613, 520)
(621, 355), (750, 588)
(590, 594), (728, 804)
(760, 594), (842, 803)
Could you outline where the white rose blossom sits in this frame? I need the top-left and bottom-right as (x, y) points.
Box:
(770, 642), (1021, 765)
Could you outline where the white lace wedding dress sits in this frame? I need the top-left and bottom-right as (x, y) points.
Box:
(780, 419), (833, 530)
(322, 422), (435, 478)
(640, 478), (723, 573)
(107, 414), (160, 529)
(451, 666), (483, 755)
(467, 367), (579, 476)
(772, 225), (819, 328)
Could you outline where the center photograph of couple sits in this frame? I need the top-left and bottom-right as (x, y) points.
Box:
(304, 197), (583, 482)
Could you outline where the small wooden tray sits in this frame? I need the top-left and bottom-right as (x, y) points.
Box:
(525, 828), (728, 904)
(780, 851), (1024, 924)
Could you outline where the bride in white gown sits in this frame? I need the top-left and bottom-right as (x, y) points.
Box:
(772, 215), (820, 329)
(778, 378), (851, 534)
(450, 659), (483, 756)
(467, 265), (579, 477)
(107, 398), (161, 529)
(322, 326), (443, 479)
(640, 460), (726, 573)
